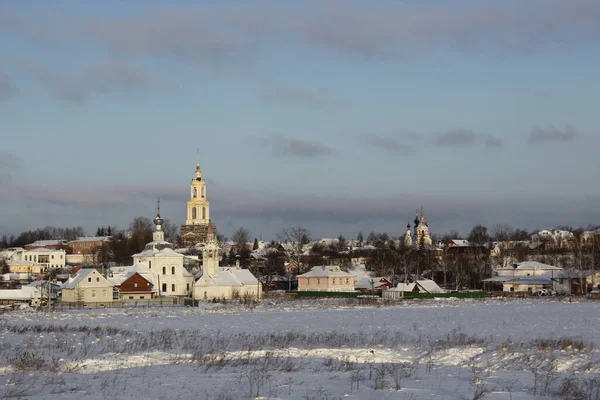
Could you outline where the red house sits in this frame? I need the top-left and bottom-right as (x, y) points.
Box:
(117, 273), (156, 300)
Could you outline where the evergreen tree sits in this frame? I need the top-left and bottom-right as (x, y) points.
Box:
(253, 238), (259, 250)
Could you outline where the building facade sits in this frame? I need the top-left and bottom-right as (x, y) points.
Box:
(133, 208), (195, 297)
(194, 233), (262, 300)
(297, 266), (356, 292)
(181, 161), (217, 247)
(62, 269), (115, 304)
(12, 248), (66, 269)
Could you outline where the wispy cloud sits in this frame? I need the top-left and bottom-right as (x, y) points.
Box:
(2, 0), (600, 64)
(527, 125), (578, 144)
(363, 135), (413, 155)
(19, 61), (158, 104)
(261, 86), (349, 111)
(269, 135), (336, 158)
(435, 129), (502, 148)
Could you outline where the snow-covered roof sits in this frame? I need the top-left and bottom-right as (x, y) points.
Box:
(0, 286), (40, 300)
(297, 266), (354, 278)
(63, 269), (108, 289)
(196, 267), (259, 287)
(8, 260), (44, 266)
(505, 276), (553, 285)
(68, 236), (111, 243)
(354, 276), (390, 289)
(109, 263), (156, 286)
(26, 240), (67, 247)
(134, 245), (183, 258)
(22, 248), (64, 254)
(389, 282), (416, 292)
(448, 239), (472, 247)
(495, 261), (561, 271)
(416, 279), (445, 293)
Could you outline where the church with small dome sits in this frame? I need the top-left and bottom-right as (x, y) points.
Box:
(404, 206), (433, 249)
(130, 200), (195, 297)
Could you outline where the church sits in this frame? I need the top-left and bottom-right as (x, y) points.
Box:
(404, 206), (433, 248)
(180, 160), (217, 247)
(130, 204), (195, 297)
(193, 231), (262, 301)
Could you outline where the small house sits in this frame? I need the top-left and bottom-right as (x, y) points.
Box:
(296, 266), (355, 292)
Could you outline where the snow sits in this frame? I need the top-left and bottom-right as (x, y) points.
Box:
(0, 298), (599, 399)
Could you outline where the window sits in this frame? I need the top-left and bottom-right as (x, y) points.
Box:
(201, 187), (205, 198)
(202, 207), (206, 220)
(332, 278), (336, 285)
(52, 255), (54, 259)
(162, 283), (167, 292)
(187, 283), (190, 291)
(102, 290), (107, 298)
(88, 277), (92, 283)
(162, 267), (166, 275)
(192, 207), (197, 219)
(171, 284), (175, 292)
(149, 261), (152, 269)
(172, 266), (175, 275)
(92, 290), (96, 298)
(193, 187), (197, 198)
(134, 283), (138, 288)
(129, 296), (134, 299)
(345, 278), (349, 284)
(307, 278), (310, 285)
(317, 279), (320, 285)
(60, 255), (63, 259)
(96, 277), (100, 282)
(140, 296), (144, 299)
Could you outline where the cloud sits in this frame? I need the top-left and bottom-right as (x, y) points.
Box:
(20, 61), (157, 104)
(268, 135), (336, 158)
(261, 86), (349, 111)
(2, 0), (600, 64)
(0, 69), (17, 100)
(435, 129), (502, 148)
(527, 125), (578, 144)
(363, 135), (412, 155)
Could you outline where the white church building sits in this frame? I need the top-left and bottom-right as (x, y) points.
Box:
(132, 205), (195, 297)
(194, 233), (262, 301)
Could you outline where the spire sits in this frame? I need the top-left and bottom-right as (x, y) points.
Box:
(194, 152), (202, 180)
(153, 198), (165, 242)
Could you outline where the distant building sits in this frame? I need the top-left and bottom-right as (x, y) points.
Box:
(404, 207), (433, 248)
(8, 260), (46, 275)
(180, 160), (217, 247)
(11, 248), (66, 270)
(132, 204), (195, 297)
(194, 233), (262, 300)
(62, 268), (116, 305)
(383, 279), (446, 299)
(67, 236), (111, 255)
(24, 240), (68, 250)
(297, 266), (355, 292)
(483, 261), (562, 293)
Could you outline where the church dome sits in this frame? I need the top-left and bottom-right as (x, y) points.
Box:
(154, 214), (164, 226)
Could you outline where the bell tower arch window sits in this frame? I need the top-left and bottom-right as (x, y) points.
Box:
(202, 207), (206, 220)
(192, 207), (197, 219)
(193, 187), (197, 198)
(201, 187), (205, 198)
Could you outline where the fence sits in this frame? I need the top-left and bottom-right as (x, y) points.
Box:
(51, 297), (183, 310)
(286, 290), (382, 298)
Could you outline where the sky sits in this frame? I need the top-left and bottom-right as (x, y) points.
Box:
(1, 0), (600, 241)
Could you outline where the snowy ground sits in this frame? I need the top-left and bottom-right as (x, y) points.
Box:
(1, 297), (599, 399)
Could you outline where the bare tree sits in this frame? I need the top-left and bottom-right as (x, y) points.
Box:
(277, 226), (310, 275)
(161, 219), (179, 243)
(491, 224), (514, 242)
(468, 225), (490, 245)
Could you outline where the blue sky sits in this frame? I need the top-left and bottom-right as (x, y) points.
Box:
(1, 0), (599, 240)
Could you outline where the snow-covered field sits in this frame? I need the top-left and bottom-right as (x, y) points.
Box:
(1, 298), (599, 399)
